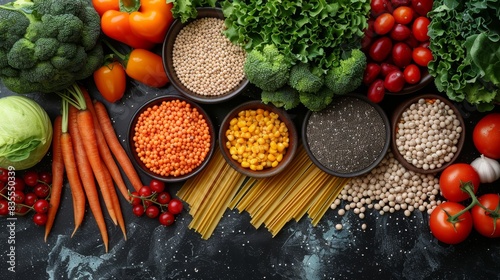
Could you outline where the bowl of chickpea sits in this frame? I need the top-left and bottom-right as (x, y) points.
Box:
(162, 7), (249, 104)
(390, 93), (465, 174)
(128, 95), (216, 183)
(219, 100), (298, 178)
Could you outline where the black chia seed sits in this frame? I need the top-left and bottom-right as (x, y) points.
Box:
(305, 96), (387, 174)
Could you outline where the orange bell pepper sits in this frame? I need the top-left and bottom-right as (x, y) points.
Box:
(97, 0), (174, 48)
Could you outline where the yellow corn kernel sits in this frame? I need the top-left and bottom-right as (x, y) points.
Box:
(241, 161), (250, 168)
(271, 161), (279, 168)
(268, 154), (276, 162)
(230, 118), (238, 126)
(276, 153), (283, 162)
(229, 146), (237, 155)
(250, 164), (258, 171)
(237, 146), (245, 155)
(277, 143), (285, 152)
(226, 134), (234, 142)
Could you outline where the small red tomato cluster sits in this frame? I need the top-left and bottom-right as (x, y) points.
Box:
(0, 168), (53, 226)
(429, 113), (500, 244)
(129, 179), (183, 226)
(362, 0), (434, 103)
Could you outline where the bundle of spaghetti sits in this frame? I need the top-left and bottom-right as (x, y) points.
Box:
(308, 176), (350, 226)
(178, 147), (246, 239)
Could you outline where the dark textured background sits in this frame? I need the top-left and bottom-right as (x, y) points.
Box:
(1, 1), (500, 278)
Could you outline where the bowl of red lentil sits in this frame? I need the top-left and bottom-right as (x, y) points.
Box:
(390, 93), (465, 174)
(219, 100), (298, 178)
(128, 95), (216, 182)
(302, 94), (391, 178)
(162, 7), (249, 104)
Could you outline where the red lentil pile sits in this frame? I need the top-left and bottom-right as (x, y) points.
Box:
(133, 99), (211, 177)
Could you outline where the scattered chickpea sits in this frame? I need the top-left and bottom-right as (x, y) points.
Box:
(172, 17), (246, 96)
(335, 224), (343, 230)
(225, 109), (289, 171)
(133, 99), (211, 177)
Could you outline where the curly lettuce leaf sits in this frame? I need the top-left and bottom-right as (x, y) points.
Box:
(167, 0), (218, 23)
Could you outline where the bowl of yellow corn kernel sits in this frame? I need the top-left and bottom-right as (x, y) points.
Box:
(218, 100), (298, 178)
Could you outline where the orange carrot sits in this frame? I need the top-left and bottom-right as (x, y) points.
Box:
(94, 101), (144, 192)
(68, 105), (109, 251)
(81, 92), (131, 200)
(45, 116), (64, 242)
(76, 108), (118, 225)
(101, 163), (127, 240)
(60, 104), (86, 237)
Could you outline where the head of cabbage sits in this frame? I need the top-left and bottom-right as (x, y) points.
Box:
(0, 96), (53, 170)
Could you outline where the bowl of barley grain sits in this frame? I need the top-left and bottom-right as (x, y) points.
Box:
(162, 7), (249, 104)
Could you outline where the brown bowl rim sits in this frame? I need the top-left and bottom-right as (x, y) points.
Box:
(218, 100), (298, 178)
(301, 94), (391, 178)
(390, 93), (465, 174)
(128, 95), (216, 182)
(162, 7), (249, 104)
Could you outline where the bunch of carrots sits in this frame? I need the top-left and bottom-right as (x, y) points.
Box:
(46, 84), (144, 252)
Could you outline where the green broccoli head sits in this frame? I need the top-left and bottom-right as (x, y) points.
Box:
(324, 49), (367, 95)
(243, 44), (292, 92)
(261, 85), (301, 110)
(288, 63), (324, 93)
(0, 0), (103, 94)
(299, 86), (335, 112)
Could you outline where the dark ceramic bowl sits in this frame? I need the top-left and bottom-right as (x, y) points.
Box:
(162, 7), (249, 104)
(218, 101), (298, 178)
(390, 93), (465, 174)
(302, 94), (391, 178)
(128, 95), (215, 183)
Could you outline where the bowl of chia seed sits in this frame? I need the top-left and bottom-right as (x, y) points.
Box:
(302, 94), (391, 177)
(162, 7), (249, 104)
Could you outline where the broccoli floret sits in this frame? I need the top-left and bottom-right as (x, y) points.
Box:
(0, 8), (29, 49)
(0, 0), (103, 94)
(288, 63), (324, 93)
(7, 38), (36, 69)
(243, 44), (292, 91)
(299, 86), (335, 112)
(261, 86), (301, 110)
(324, 49), (367, 95)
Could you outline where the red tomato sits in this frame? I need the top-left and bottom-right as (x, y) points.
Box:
(390, 23), (411, 41)
(369, 37), (393, 62)
(384, 70), (405, 92)
(404, 33), (420, 48)
(363, 62), (382, 85)
(371, 0), (391, 16)
(472, 194), (500, 238)
(374, 13), (395, 35)
(392, 6), (414, 24)
(93, 61), (126, 103)
(367, 79), (385, 103)
(412, 0), (434, 16)
(392, 42), (412, 68)
(412, 47), (433, 66)
(391, 0), (410, 6)
(429, 202), (473, 244)
(473, 113), (500, 159)
(168, 198), (183, 215)
(380, 63), (399, 77)
(403, 64), (421, 84)
(439, 163), (480, 202)
(361, 34), (374, 52)
(149, 179), (165, 193)
(412, 16), (431, 42)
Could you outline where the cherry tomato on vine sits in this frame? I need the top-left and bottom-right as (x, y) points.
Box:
(403, 64), (421, 84)
(0, 167), (8, 182)
(374, 13), (395, 35)
(392, 6), (414, 24)
(159, 211), (175, 226)
(149, 179), (165, 193)
(146, 205), (160, 218)
(24, 192), (38, 207)
(156, 192), (171, 205)
(168, 198), (183, 215)
(472, 194), (500, 238)
(412, 47), (433, 67)
(132, 205), (145, 217)
(0, 200), (8, 216)
(473, 113), (500, 159)
(429, 202), (473, 244)
(93, 61), (127, 103)
(13, 190), (25, 204)
(139, 186), (152, 197)
(38, 171), (52, 184)
(23, 171), (39, 187)
(34, 199), (50, 214)
(34, 183), (50, 198)
(12, 177), (25, 192)
(412, 16), (431, 42)
(32, 213), (48, 226)
(439, 163), (480, 202)
(130, 191), (142, 206)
